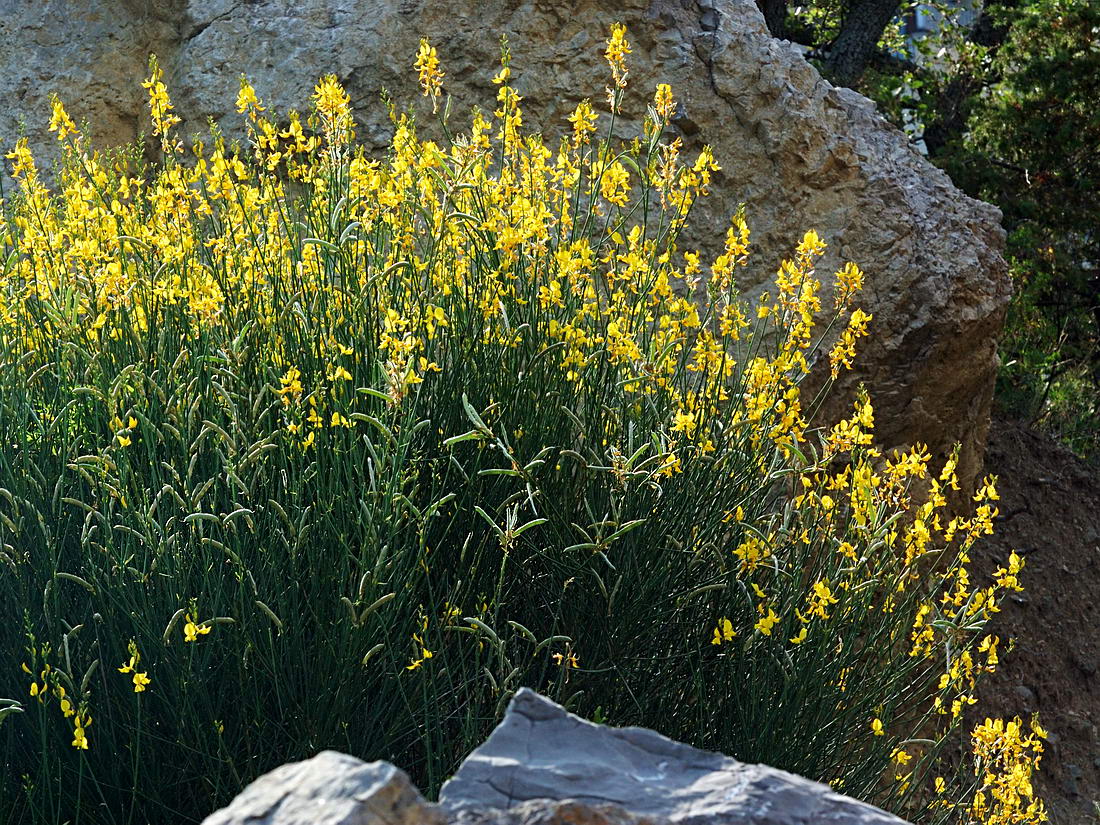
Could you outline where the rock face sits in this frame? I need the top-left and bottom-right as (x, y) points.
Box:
(202, 690), (910, 825)
(0, 0), (1009, 488)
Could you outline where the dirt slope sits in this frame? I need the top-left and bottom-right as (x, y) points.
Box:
(975, 418), (1100, 823)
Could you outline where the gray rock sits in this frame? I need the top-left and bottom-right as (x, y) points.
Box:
(1, 0), (1008, 490)
(439, 689), (907, 825)
(200, 751), (445, 825)
(450, 799), (664, 825)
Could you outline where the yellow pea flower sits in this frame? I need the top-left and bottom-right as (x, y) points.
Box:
(711, 617), (736, 645)
(183, 614), (212, 643)
(406, 648), (433, 671)
(654, 83), (675, 119)
(552, 651), (580, 668)
(755, 609), (779, 636)
(414, 39), (445, 108)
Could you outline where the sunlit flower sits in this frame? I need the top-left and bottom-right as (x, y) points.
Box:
(755, 609), (779, 636)
(711, 617), (736, 645)
(414, 38), (445, 112)
(183, 614), (212, 643)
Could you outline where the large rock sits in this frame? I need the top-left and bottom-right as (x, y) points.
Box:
(440, 689), (906, 825)
(0, 0), (1009, 488)
(201, 751), (446, 825)
(0, 0), (176, 164)
(201, 690), (910, 825)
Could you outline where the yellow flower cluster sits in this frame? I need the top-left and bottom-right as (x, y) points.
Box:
(1, 28), (1042, 821)
(22, 645), (92, 750)
(967, 717), (1048, 824)
(414, 38), (446, 112)
(142, 55), (182, 154)
(117, 640), (151, 693)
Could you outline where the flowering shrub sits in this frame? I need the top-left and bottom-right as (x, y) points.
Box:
(0, 32), (1043, 824)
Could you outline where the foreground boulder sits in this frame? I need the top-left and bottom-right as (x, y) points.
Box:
(201, 752), (446, 825)
(1, 0), (1009, 488)
(202, 689), (908, 825)
(441, 689), (907, 825)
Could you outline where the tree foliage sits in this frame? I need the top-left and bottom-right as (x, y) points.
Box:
(940, 0), (1100, 454)
(762, 0), (1100, 457)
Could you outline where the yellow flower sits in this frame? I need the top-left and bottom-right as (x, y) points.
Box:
(654, 83), (675, 119)
(313, 75), (353, 144)
(796, 229), (826, 258)
(235, 79), (264, 116)
(414, 39), (445, 111)
(406, 648), (433, 671)
(552, 651), (580, 668)
(671, 409), (696, 436)
(605, 23), (631, 90)
(711, 617), (736, 645)
(598, 161), (630, 207)
(979, 634), (1000, 666)
(789, 627), (808, 645)
(72, 724), (89, 750)
(142, 55), (181, 151)
(120, 641), (146, 693)
(755, 608), (779, 636)
(48, 97), (78, 141)
(807, 580), (839, 620)
(872, 718), (884, 736)
(183, 614), (212, 643)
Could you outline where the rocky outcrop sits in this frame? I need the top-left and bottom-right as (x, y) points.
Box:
(0, 0), (1009, 488)
(201, 690), (909, 825)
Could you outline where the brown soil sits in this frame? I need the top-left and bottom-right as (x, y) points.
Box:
(973, 417), (1100, 824)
